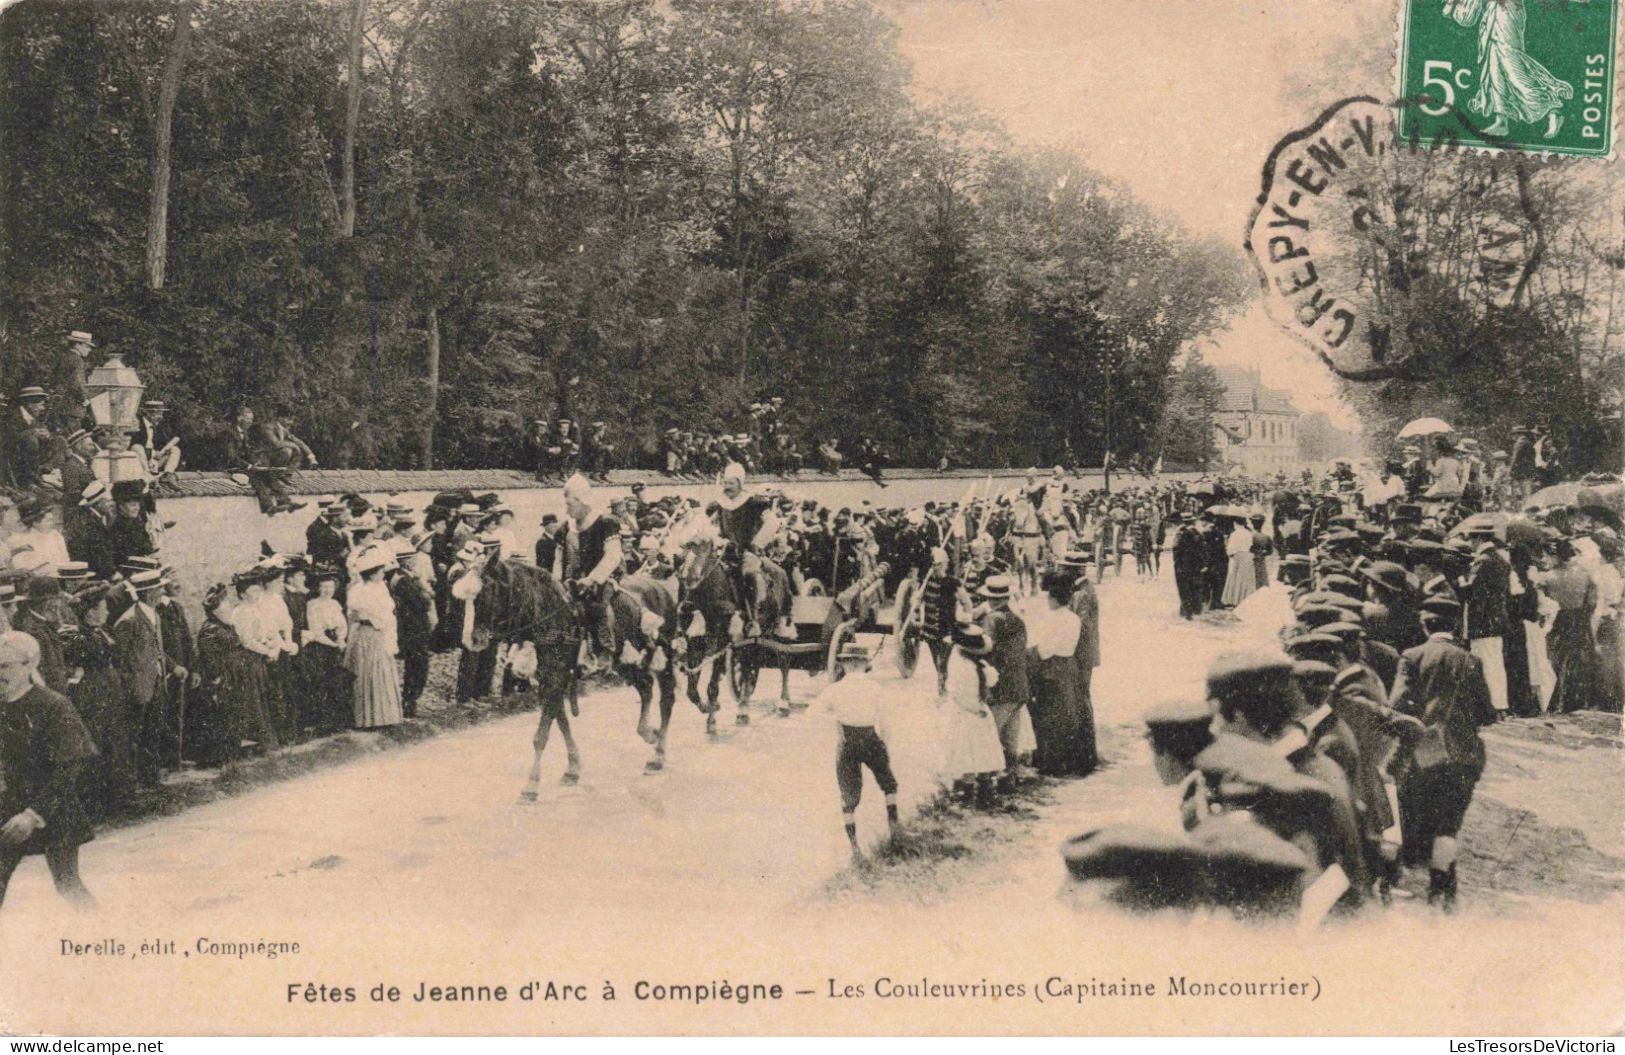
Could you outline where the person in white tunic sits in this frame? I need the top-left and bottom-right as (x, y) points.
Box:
(345, 547), (402, 729)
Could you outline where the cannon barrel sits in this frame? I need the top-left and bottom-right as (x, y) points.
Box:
(836, 562), (890, 616)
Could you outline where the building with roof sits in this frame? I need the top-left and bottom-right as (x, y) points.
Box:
(1210, 366), (1302, 474)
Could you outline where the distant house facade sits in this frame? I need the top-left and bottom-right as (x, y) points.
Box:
(1210, 366), (1301, 474)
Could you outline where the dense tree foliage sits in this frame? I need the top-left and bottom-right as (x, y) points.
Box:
(1, 0), (1248, 470)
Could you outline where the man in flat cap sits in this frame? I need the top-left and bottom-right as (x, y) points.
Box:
(1390, 595), (1497, 910)
(1206, 649), (1368, 909)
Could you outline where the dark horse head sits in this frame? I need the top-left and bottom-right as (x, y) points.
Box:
(450, 552), (575, 654)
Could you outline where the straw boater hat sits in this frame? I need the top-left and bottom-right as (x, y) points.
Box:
(976, 575), (1014, 602)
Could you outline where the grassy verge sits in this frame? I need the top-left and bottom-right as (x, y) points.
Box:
(819, 774), (1063, 904)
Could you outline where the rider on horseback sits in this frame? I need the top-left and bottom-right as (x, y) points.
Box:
(561, 472), (626, 674)
(706, 462), (790, 640)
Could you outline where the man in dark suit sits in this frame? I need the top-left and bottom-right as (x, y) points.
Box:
(305, 502), (350, 573)
(1170, 514), (1205, 619)
(13, 577), (70, 694)
(225, 406), (304, 515)
(1361, 560), (1425, 657)
(156, 569), (196, 766)
(391, 554), (437, 719)
(112, 571), (183, 785)
(1462, 535), (1510, 717)
(252, 406), (318, 470)
(3, 386), (52, 490)
(0, 630), (99, 910)
(1390, 596), (1497, 910)
(975, 575), (1029, 786)
(58, 429), (98, 514)
(1208, 649), (1369, 911)
(63, 477), (116, 580)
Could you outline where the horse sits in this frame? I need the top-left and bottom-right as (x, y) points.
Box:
(675, 535), (794, 730)
(594, 574), (682, 771)
(448, 553), (580, 798)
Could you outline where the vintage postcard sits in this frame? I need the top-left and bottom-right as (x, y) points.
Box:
(0, 0), (1621, 1038)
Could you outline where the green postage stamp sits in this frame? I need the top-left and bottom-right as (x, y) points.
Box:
(1397, 0), (1618, 156)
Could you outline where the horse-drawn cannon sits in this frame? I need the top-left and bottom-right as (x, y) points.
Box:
(728, 562), (897, 714)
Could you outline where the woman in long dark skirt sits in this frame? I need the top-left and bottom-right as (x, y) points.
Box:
(224, 571), (281, 754)
(1025, 571), (1084, 777)
(1503, 545), (1541, 717)
(65, 584), (134, 819)
(1545, 541), (1600, 714)
(190, 584), (240, 767)
(303, 570), (351, 733)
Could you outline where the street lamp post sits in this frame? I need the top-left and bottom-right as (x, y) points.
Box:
(83, 351), (147, 485)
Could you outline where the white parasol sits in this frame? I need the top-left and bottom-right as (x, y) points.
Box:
(1396, 417), (1453, 439)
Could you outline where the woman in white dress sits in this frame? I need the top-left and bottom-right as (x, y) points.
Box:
(8, 498), (71, 573)
(939, 625), (1012, 808)
(1425, 436), (1467, 501)
(1219, 517), (1256, 608)
(346, 547), (402, 729)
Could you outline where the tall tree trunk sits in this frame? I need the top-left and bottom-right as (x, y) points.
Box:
(340, 0), (368, 238)
(421, 307), (439, 468)
(145, 0), (195, 290)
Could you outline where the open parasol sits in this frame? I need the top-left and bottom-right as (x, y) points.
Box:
(1396, 417), (1453, 439)
(1524, 479), (1625, 514)
(1446, 512), (1544, 546)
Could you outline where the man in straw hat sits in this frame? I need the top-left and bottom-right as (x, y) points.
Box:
(3, 384), (52, 490)
(970, 574), (1029, 786)
(113, 569), (183, 786)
